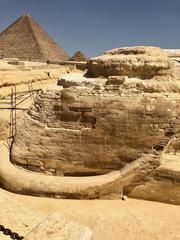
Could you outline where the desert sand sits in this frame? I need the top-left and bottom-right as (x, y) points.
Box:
(0, 187), (180, 240)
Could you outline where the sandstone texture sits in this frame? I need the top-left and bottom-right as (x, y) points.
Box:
(125, 153), (180, 205)
(10, 46), (180, 203)
(12, 47), (180, 174)
(1, 140), (162, 200)
(87, 46), (172, 80)
(0, 186), (92, 240)
(0, 119), (9, 140)
(24, 213), (92, 240)
(12, 84), (180, 176)
(0, 141), (123, 199)
(0, 59), (76, 140)
(1, 187), (180, 240)
(0, 186), (45, 240)
(0, 59), (72, 91)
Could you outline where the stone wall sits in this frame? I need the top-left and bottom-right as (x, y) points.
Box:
(11, 85), (180, 176)
(11, 46), (180, 177)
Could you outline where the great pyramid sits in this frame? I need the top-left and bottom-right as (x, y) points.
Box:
(0, 14), (69, 61)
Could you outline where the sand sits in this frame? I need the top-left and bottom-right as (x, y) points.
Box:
(0, 187), (180, 240)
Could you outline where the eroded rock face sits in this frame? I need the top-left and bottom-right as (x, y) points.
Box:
(11, 47), (180, 176)
(0, 119), (9, 140)
(87, 46), (172, 80)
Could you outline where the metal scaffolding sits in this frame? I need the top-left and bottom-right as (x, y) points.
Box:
(0, 82), (40, 147)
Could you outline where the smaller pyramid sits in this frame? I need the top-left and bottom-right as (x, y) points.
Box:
(70, 51), (88, 62)
(0, 14), (69, 61)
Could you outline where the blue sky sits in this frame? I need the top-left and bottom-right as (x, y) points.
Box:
(0, 0), (180, 57)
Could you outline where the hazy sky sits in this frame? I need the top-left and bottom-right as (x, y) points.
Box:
(0, 0), (180, 57)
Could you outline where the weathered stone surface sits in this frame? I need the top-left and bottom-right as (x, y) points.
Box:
(11, 89), (180, 175)
(3, 135), (180, 204)
(1, 136), (180, 203)
(8, 46), (180, 203)
(124, 153), (180, 205)
(105, 76), (126, 85)
(57, 72), (107, 88)
(0, 118), (9, 140)
(0, 141), (124, 199)
(11, 46), (180, 177)
(24, 213), (92, 240)
(87, 46), (172, 80)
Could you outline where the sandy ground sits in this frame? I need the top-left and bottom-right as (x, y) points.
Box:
(0, 187), (180, 240)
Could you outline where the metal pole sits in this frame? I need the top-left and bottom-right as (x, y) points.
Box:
(9, 87), (13, 142)
(11, 87), (14, 138)
(14, 85), (17, 134)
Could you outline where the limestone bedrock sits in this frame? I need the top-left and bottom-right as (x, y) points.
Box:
(87, 46), (173, 80)
(11, 46), (180, 177)
(24, 213), (92, 240)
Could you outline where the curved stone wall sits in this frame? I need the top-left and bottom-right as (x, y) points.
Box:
(11, 47), (180, 176)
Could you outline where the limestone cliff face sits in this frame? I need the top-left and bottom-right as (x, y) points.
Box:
(11, 47), (180, 176)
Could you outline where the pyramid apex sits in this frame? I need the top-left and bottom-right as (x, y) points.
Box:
(21, 13), (32, 18)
